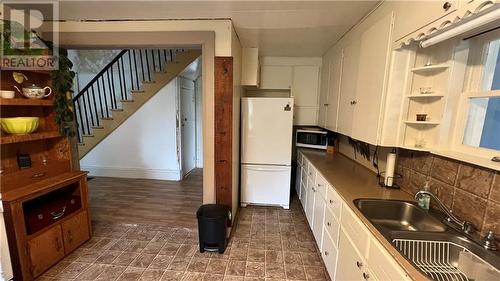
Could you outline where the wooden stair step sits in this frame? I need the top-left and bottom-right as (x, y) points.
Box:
(142, 80), (156, 84)
(111, 108), (124, 112)
(120, 99), (134, 102)
(131, 90), (145, 93)
(91, 126), (104, 129)
(101, 117), (114, 120)
(82, 134), (94, 138)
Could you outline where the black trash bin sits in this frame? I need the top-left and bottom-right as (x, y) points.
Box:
(197, 204), (230, 253)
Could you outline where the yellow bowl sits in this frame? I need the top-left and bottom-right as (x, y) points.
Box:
(0, 117), (40, 135)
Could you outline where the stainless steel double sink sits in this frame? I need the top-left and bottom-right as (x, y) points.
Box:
(354, 199), (500, 281)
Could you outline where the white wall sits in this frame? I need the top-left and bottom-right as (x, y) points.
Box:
(80, 78), (182, 180)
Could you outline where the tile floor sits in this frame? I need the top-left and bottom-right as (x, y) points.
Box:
(37, 175), (329, 281)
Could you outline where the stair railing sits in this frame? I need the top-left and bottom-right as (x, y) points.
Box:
(72, 49), (180, 143)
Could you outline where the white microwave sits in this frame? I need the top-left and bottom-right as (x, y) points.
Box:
(295, 129), (328, 150)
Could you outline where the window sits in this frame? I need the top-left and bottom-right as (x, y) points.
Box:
(455, 31), (500, 161)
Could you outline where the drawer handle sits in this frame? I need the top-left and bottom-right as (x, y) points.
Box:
(327, 222), (331, 227)
(363, 272), (370, 280)
(317, 183), (322, 187)
(51, 206), (66, 220)
(329, 199), (334, 204)
(324, 251), (329, 256)
(356, 261), (363, 268)
(309, 172), (312, 175)
(32, 172), (46, 179)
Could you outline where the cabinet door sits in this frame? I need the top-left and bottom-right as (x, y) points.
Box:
(295, 165), (302, 199)
(62, 211), (90, 254)
(368, 239), (410, 281)
(322, 230), (339, 280)
(260, 65), (293, 89)
(336, 230), (366, 281)
(28, 225), (65, 278)
(305, 181), (315, 226)
(318, 55), (331, 127)
(393, 1), (457, 41)
(351, 11), (394, 145)
(312, 193), (325, 249)
(292, 65), (320, 107)
(325, 47), (343, 131)
(300, 180), (307, 208)
(337, 39), (360, 136)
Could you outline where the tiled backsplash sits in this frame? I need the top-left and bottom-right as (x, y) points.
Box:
(396, 149), (499, 236)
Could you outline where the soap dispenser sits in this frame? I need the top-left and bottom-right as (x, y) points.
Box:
(418, 181), (431, 210)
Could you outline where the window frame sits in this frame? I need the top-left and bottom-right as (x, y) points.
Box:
(452, 30), (500, 160)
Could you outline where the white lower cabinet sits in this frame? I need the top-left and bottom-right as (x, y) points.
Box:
(305, 179), (315, 226)
(321, 230), (339, 280)
(295, 163), (302, 200)
(312, 190), (326, 248)
(337, 229), (368, 281)
(298, 154), (411, 281)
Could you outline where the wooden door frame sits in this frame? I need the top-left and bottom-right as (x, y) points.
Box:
(55, 30), (217, 204)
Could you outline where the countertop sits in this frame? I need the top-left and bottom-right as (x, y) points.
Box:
(299, 148), (429, 281)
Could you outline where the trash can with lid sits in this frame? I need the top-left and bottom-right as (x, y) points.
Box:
(196, 204), (231, 253)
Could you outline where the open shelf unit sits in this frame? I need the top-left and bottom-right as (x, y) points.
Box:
(399, 41), (455, 150)
(1, 69), (91, 280)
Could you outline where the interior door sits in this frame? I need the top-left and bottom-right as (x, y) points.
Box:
(180, 78), (196, 177)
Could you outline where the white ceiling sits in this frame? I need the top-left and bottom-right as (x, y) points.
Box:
(57, 1), (379, 56)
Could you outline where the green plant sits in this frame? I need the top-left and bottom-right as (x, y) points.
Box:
(1, 20), (76, 137)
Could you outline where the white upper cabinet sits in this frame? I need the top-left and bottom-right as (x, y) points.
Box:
(337, 35), (360, 137)
(241, 48), (260, 86)
(325, 46), (343, 132)
(351, 10), (394, 145)
(292, 66), (320, 107)
(260, 65), (293, 89)
(393, 1), (458, 42)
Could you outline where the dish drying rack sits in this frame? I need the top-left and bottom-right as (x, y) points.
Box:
(393, 239), (470, 281)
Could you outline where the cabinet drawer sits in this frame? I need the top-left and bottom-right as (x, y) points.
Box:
(28, 225), (65, 278)
(326, 187), (343, 220)
(62, 211), (90, 254)
(306, 163), (316, 183)
(324, 207), (340, 247)
(341, 207), (370, 257)
(368, 238), (410, 281)
(315, 174), (328, 199)
(321, 230), (338, 280)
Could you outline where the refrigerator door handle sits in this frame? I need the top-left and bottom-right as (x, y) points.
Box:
(245, 166), (289, 172)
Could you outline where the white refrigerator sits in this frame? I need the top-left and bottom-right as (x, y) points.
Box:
(241, 97), (294, 209)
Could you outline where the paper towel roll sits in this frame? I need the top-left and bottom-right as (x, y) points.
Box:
(385, 152), (396, 187)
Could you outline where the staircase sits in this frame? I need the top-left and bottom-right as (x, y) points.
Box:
(73, 48), (201, 158)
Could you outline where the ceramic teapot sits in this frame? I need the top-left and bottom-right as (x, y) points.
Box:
(14, 84), (52, 99)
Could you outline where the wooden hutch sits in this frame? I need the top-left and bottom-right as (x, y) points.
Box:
(0, 69), (91, 280)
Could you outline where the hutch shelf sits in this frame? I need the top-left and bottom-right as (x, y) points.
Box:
(1, 69), (91, 281)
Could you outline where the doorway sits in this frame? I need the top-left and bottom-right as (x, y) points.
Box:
(180, 78), (196, 177)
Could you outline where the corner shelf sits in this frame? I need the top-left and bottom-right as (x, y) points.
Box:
(0, 98), (53, 106)
(404, 120), (440, 125)
(410, 64), (449, 74)
(0, 131), (61, 144)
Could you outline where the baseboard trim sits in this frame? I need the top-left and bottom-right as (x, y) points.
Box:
(81, 165), (182, 181)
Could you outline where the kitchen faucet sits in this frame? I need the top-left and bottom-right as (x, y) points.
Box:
(415, 190), (475, 234)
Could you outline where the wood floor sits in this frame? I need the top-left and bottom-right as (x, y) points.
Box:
(88, 169), (203, 228)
